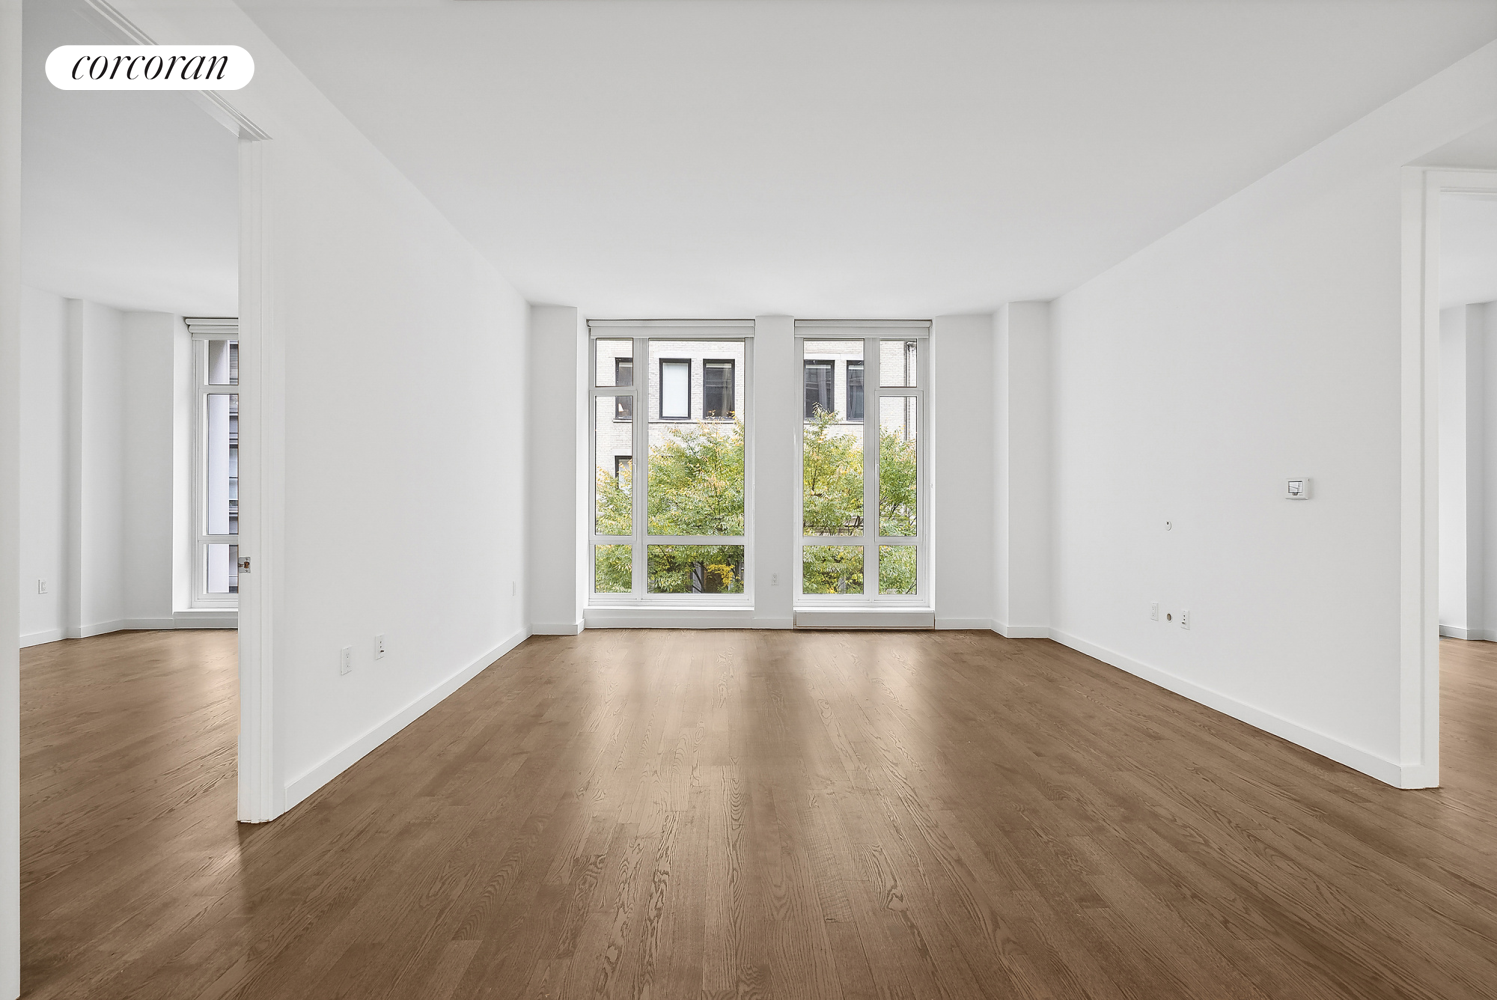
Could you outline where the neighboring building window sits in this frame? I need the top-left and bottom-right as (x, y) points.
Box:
(190, 321), (240, 608)
(804, 360), (833, 418)
(615, 359), (633, 419)
(615, 455), (632, 479)
(660, 358), (690, 419)
(703, 359), (735, 419)
(847, 360), (865, 422)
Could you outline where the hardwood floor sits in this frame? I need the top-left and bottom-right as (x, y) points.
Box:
(19, 629), (1497, 999)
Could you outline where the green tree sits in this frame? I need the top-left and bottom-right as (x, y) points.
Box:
(594, 421), (746, 594)
(595, 408), (918, 596)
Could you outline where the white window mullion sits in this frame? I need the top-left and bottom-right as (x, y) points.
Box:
(632, 335), (648, 594)
(863, 336), (878, 595)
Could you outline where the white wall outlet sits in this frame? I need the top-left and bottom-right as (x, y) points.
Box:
(1150, 602), (1158, 621)
(37, 579), (47, 595)
(374, 634), (386, 659)
(1285, 478), (1311, 500)
(771, 573), (779, 586)
(340, 646), (353, 675)
(1179, 609), (1190, 630)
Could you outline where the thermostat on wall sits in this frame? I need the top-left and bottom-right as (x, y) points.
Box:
(1285, 478), (1312, 500)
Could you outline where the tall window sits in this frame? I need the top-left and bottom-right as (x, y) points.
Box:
(591, 325), (751, 601)
(190, 319), (240, 608)
(797, 325), (926, 604)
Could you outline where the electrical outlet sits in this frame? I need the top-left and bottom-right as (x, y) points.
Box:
(1150, 602), (1158, 621)
(340, 646), (353, 675)
(37, 579), (47, 595)
(1179, 609), (1190, 630)
(374, 634), (386, 659)
(771, 573), (779, 586)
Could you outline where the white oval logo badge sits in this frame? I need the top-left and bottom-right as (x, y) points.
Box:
(46, 45), (254, 90)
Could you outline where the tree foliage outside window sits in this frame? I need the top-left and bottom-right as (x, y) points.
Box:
(800, 406), (918, 595)
(595, 420), (746, 593)
(594, 405), (918, 596)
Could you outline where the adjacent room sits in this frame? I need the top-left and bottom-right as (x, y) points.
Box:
(1, 1), (1496, 998)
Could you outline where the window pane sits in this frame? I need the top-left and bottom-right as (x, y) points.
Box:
(595, 339), (633, 386)
(802, 545), (864, 594)
(647, 418), (744, 535)
(847, 361), (864, 421)
(595, 396), (632, 534)
(646, 341), (746, 537)
(879, 546), (917, 595)
(703, 359), (735, 419)
(879, 339), (917, 387)
(879, 396), (918, 536)
(207, 339), (238, 385)
(648, 545), (744, 594)
(206, 543), (238, 594)
(594, 545), (632, 593)
(660, 359), (690, 419)
(205, 393), (238, 535)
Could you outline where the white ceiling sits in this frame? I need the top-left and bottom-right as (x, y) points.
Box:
(1442, 194), (1497, 310)
(231, 0), (1497, 317)
(21, 0), (238, 315)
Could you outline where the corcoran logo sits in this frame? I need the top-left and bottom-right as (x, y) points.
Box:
(46, 45), (254, 90)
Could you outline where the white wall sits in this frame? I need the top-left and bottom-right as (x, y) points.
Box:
(72, 300), (124, 635)
(932, 314), (995, 629)
(993, 303), (1051, 637)
(264, 126), (532, 812)
(1045, 43), (1497, 787)
(0, 0), (21, 990)
(528, 305), (583, 634)
(19, 285), (66, 641)
(1439, 301), (1497, 641)
(19, 293), (182, 645)
(122, 312), (180, 626)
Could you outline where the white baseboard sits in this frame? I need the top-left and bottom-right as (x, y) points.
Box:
(20, 628), (64, 648)
(284, 628), (531, 810)
(993, 622), (1049, 639)
(532, 620), (584, 635)
(935, 618), (994, 630)
(794, 609), (935, 629)
(1440, 624), (1497, 641)
(1045, 627), (1417, 788)
(21, 614), (237, 647)
(583, 607), (793, 629)
(173, 610), (238, 629)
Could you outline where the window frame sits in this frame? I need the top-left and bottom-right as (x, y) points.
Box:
(588, 323), (754, 607)
(794, 323), (929, 609)
(191, 328), (240, 610)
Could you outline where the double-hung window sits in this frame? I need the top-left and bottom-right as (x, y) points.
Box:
(796, 322), (928, 606)
(590, 322), (752, 602)
(188, 318), (240, 608)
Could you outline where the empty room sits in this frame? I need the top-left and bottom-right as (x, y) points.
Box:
(1, 1), (1496, 998)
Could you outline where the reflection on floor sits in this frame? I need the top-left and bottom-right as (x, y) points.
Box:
(20, 629), (1497, 999)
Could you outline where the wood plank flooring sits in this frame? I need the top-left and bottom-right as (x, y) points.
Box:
(19, 629), (1497, 999)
